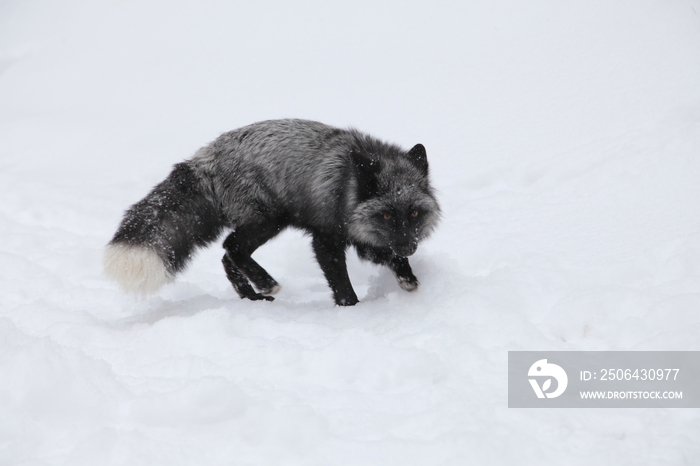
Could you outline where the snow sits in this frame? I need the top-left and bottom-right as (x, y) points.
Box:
(2, 0), (700, 464)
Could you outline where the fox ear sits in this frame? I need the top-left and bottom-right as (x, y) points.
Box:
(407, 144), (428, 176)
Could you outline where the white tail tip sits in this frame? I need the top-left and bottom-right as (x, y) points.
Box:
(103, 244), (173, 295)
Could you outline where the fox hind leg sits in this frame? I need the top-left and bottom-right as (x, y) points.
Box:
(222, 221), (284, 300)
(222, 253), (274, 301)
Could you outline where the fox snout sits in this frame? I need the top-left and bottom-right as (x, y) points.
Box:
(391, 241), (418, 257)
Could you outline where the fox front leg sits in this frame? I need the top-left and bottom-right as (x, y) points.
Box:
(354, 244), (419, 292)
(311, 234), (359, 306)
(389, 256), (419, 292)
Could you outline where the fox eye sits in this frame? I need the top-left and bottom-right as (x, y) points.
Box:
(383, 213), (391, 220)
(410, 210), (419, 218)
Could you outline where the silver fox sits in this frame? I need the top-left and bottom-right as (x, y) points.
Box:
(104, 119), (441, 305)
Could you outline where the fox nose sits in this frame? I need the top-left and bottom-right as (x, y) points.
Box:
(394, 243), (417, 257)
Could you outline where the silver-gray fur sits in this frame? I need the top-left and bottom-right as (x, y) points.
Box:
(105, 119), (441, 305)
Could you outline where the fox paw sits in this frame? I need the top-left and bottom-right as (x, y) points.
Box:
(334, 294), (359, 306)
(396, 276), (419, 292)
(246, 292), (274, 302)
(260, 284), (281, 296)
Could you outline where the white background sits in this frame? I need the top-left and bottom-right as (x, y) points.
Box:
(1, 1), (700, 464)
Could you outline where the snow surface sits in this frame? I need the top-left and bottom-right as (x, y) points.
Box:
(2, 1), (700, 464)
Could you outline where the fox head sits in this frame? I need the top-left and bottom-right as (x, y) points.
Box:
(347, 141), (441, 257)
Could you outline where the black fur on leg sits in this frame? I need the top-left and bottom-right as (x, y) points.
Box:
(222, 253), (274, 301)
(389, 256), (419, 291)
(312, 233), (359, 306)
(222, 221), (286, 295)
(355, 243), (419, 291)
